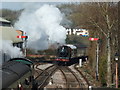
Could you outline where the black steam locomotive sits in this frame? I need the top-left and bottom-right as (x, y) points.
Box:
(55, 44), (77, 65)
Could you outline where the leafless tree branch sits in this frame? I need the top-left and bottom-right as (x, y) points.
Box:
(89, 17), (108, 37)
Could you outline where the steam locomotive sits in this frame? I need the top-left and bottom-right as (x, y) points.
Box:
(55, 44), (77, 65)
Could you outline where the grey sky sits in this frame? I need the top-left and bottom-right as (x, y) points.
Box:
(1, 2), (26, 10)
(1, 0), (119, 10)
(1, 2), (73, 10)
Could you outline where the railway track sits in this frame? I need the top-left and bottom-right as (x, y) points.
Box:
(74, 64), (90, 87)
(59, 66), (81, 89)
(35, 63), (44, 71)
(59, 65), (90, 90)
(34, 63), (44, 78)
(33, 63), (90, 89)
(68, 64), (90, 89)
(35, 65), (58, 88)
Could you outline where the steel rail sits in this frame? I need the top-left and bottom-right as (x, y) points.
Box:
(59, 68), (69, 89)
(35, 65), (55, 80)
(35, 63), (44, 72)
(38, 66), (58, 88)
(34, 65), (58, 88)
(66, 67), (84, 89)
(74, 64), (90, 87)
(59, 66), (81, 89)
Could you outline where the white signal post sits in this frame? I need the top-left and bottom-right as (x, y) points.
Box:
(89, 38), (99, 81)
(16, 34), (28, 57)
(24, 32), (27, 57)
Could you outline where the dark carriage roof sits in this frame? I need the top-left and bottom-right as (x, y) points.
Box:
(2, 60), (31, 88)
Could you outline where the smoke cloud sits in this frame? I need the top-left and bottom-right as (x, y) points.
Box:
(0, 40), (23, 60)
(15, 4), (66, 50)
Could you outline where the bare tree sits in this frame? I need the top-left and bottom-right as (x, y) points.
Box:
(59, 2), (118, 87)
(88, 2), (118, 87)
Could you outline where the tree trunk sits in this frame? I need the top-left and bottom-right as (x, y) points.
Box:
(107, 32), (112, 87)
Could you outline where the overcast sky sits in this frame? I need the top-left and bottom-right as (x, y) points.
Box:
(1, 0), (119, 10)
(1, 2), (70, 10)
(2, 2), (25, 10)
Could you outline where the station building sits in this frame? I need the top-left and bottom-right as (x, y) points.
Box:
(0, 17), (23, 63)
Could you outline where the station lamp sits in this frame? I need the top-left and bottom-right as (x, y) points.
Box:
(115, 53), (119, 61)
(114, 53), (119, 88)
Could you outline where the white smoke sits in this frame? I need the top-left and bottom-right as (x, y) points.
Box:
(15, 4), (66, 50)
(0, 40), (23, 59)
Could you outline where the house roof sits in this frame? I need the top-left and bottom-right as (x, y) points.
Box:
(0, 17), (10, 23)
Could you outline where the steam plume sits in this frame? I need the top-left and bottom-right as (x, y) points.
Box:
(15, 4), (66, 50)
(0, 40), (23, 61)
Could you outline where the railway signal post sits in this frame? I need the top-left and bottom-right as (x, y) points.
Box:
(17, 34), (28, 57)
(89, 38), (99, 81)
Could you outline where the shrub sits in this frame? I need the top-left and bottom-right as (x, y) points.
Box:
(99, 55), (107, 86)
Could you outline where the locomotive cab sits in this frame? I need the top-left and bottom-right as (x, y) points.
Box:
(55, 44), (77, 65)
(57, 46), (71, 58)
(57, 44), (77, 58)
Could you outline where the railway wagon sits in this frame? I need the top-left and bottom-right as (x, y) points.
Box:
(1, 58), (34, 90)
(55, 44), (77, 65)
